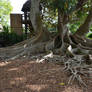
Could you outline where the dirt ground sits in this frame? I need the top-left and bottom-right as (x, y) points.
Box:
(0, 57), (92, 92)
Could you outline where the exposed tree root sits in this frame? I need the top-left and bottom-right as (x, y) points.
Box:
(63, 56), (92, 87)
(0, 37), (54, 61)
(35, 49), (92, 87)
(0, 31), (92, 88)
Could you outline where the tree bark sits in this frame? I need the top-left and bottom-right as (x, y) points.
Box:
(30, 0), (51, 44)
(30, 0), (41, 33)
(53, 9), (70, 55)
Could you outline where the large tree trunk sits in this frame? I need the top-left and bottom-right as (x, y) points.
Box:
(70, 5), (92, 49)
(30, 0), (41, 33)
(0, 0), (51, 61)
(54, 5), (92, 56)
(30, 0), (51, 44)
(53, 9), (70, 56)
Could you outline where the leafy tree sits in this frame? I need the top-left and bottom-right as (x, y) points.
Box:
(0, 0), (91, 60)
(29, 0), (92, 86)
(0, 0), (12, 26)
(0, 0), (92, 87)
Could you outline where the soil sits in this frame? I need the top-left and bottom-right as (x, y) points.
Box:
(0, 56), (92, 92)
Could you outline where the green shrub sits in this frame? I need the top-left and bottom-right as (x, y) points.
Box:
(0, 26), (27, 47)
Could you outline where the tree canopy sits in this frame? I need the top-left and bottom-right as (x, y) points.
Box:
(41, 0), (92, 33)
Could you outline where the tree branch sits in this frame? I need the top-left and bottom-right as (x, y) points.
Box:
(76, 0), (88, 11)
(74, 5), (92, 36)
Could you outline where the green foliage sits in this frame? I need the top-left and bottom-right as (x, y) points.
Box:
(41, 0), (92, 34)
(67, 22), (80, 34)
(41, 0), (58, 31)
(45, 0), (77, 14)
(0, 26), (26, 47)
(87, 32), (92, 39)
(0, 0), (12, 26)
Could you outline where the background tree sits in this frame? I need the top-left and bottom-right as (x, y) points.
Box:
(0, 0), (12, 26)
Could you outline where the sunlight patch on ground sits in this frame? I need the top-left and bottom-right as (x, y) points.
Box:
(29, 61), (36, 64)
(0, 62), (11, 67)
(14, 77), (26, 81)
(8, 67), (19, 71)
(10, 77), (27, 85)
(26, 84), (48, 91)
(62, 86), (83, 92)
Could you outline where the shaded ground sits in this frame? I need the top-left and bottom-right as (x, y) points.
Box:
(0, 57), (92, 92)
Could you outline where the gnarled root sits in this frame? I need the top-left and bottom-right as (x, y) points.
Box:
(63, 56), (92, 87)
